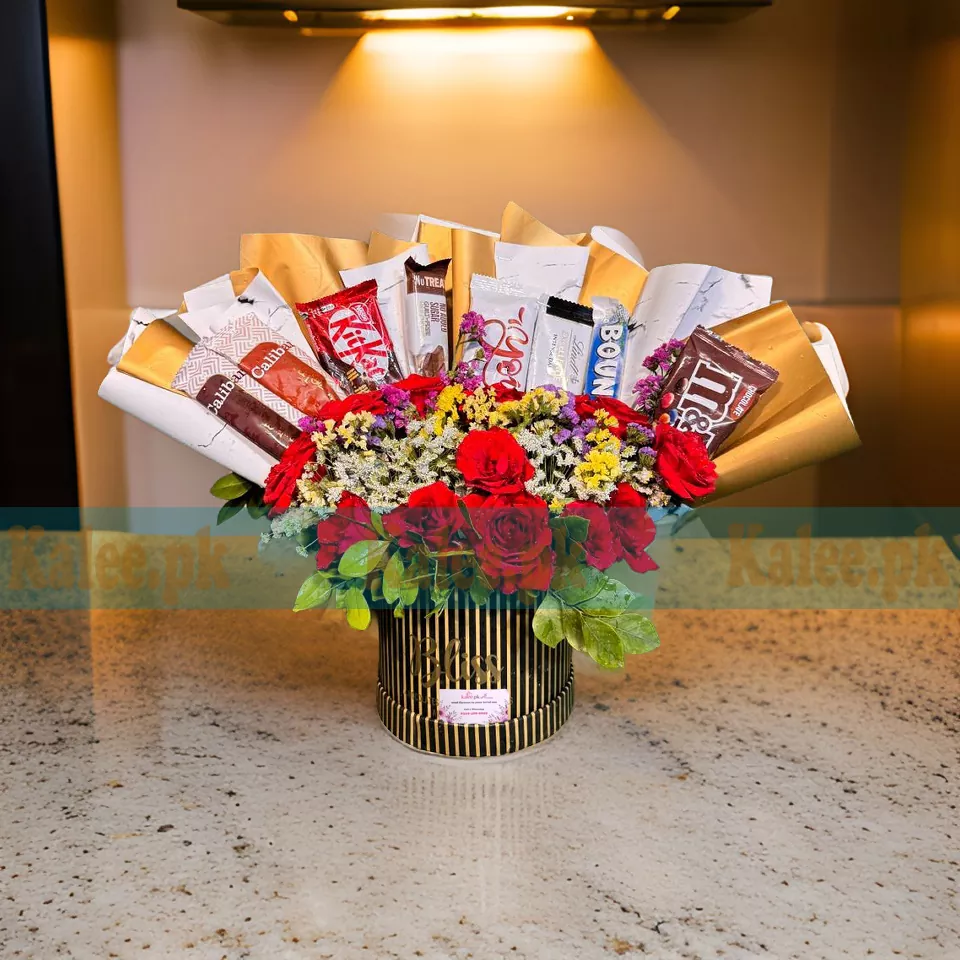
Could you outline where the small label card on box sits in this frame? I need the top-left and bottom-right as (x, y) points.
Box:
(438, 689), (511, 725)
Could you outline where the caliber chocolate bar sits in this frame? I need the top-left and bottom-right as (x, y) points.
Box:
(527, 296), (593, 394)
(470, 274), (540, 392)
(403, 257), (450, 377)
(172, 344), (301, 460)
(659, 325), (778, 454)
(586, 297), (630, 397)
(297, 279), (402, 390)
(205, 312), (339, 418)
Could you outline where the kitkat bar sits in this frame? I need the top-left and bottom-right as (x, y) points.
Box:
(205, 312), (340, 417)
(658, 325), (778, 455)
(297, 279), (402, 389)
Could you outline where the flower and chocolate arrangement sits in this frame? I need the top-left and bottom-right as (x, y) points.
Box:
(101, 204), (859, 676)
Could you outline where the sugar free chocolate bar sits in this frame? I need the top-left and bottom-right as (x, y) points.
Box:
(659, 325), (778, 454)
(403, 257), (450, 377)
(297, 279), (402, 390)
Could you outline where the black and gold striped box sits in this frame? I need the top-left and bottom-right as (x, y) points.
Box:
(376, 592), (574, 758)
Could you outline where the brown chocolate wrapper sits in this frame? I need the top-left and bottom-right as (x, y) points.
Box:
(707, 302), (861, 500)
(659, 325), (778, 455)
(404, 257), (450, 377)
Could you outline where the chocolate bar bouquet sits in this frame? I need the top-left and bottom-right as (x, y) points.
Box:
(100, 203), (859, 757)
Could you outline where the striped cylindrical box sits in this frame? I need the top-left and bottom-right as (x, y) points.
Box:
(376, 592), (574, 758)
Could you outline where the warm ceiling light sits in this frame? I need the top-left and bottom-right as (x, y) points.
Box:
(662, 4), (680, 18)
(282, 8), (299, 20)
(360, 5), (582, 20)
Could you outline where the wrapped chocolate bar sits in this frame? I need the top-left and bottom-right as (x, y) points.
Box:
(204, 312), (339, 418)
(403, 257), (450, 377)
(494, 241), (589, 301)
(528, 297), (594, 394)
(340, 245), (430, 376)
(658, 325), (778, 455)
(297, 279), (403, 389)
(470, 275), (540, 392)
(585, 297), (630, 397)
(172, 343), (301, 460)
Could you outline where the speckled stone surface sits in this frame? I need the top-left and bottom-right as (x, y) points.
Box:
(1, 606), (957, 959)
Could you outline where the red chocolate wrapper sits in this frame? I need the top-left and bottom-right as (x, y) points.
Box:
(297, 279), (402, 390)
(659, 325), (778, 454)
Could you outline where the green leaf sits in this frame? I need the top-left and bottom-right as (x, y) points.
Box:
(532, 594), (564, 648)
(369, 573), (384, 603)
(293, 571), (334, 612)
(469, 577), (492, 607)
(210, 472), (252, 501)
(551, 565), (605, 606)
(615, 611), (660, 655)
(578, 575), (634, 619)
(383, 551), (404, 604)
(217, 500), (245, 526)
(338, 540), (390, 578)
(343, 586), (371, 630)
(399, 579), (420, 606)
(370, 512), (387, 537)
(246, 500), (270, 520)
(580, 617), (625, 670)
(551, 514), (589, 544)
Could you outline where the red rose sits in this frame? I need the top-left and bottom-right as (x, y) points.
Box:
(574, 395), (650, 439)
(469, 491), (555, 593)
(318, 391), (386, 423)
(391, 374), (446, 416)
(315, 492), (377, 570)
(654, 423), (717, 500)
(607, 484), (658, 574)
(489, 383), (524, 404)
(383, 482), (466, 551)
(561, 500), (618, 570)
(456, 428), (534, 495)
(263, 433), (318, 516)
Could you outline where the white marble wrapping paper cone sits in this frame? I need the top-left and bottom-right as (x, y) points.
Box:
(98, 367), (275, 486)
(340, 244), (430, 377)
(494, 241), (590, 303)
(619, 263), (773, 406)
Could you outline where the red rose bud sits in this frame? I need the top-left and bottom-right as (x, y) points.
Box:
(390, 373), (446, 417)
(317, 391), (387, 424)
(468, 492), (555, 594)
(456, 427), (535, 495)
(573, 395), (650, 439)
(383, 482), (466, 552)
(263, 433), (318, 516)
(654, 423), (717, 500)
(607, 484), (659, 574)
(315, 492), (377, 570)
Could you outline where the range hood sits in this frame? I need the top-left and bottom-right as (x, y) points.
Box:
(178, 1), (772, 31)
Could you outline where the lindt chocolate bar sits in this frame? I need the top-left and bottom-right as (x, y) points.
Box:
(172, 345), (301, 460)
(527, 296), (593, 394)
(205, 312), (339, 418)
(297, 279), (402, 389)
(470, 274), (540, 392)
(659, 325), (778, 454)
(403, 257), (450, 377)
(586, 297), (630, 397)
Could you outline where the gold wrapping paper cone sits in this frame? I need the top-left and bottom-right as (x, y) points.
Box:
(500, 200), (575, 247)
(417, 221), (455, 265)
(707, 302), (861, 500)
(116, 319), (193, 391)
(451, 228), (496, 359)
(239, 233), (368, 306)
(367, 230), (422, 264)
(578, 240), (648, 314)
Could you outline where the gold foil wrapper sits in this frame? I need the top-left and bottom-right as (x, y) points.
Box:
(116, 319), (193, 391)
(239, 233), (368, 306)
(708, 302), (861, 500)
(367, 230), (422, 265)
(578, 240), (648, 314)
(500, 200), (574, 247)
(451, 228), (496, 358)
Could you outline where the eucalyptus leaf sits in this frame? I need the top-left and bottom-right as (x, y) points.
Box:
(210, 472), (252, 501)
(615, 611), (660, 655)
(343, 586), (371, 630)
(216, 500), (245, 526)
(293, 571), (334, 612)
(338, 540), (390, 578)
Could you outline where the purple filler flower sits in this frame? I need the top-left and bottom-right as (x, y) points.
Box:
(460, 311), (487, 341)
(643, 338), (685, 373)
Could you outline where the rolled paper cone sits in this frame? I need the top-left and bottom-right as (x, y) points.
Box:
(451, 228), (496, 360)
(98, 367), (274, 487)
(367, 230), (423, 264)
(801, 320), (823, 343)
(117, 318), (194, 389)
(578, 239), (648, 315)
(500, 201), (576, 247)
(239, 233), (368, 307)
(706, 302), (861, 500)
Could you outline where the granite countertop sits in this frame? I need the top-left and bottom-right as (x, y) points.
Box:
(1, 601), (957, 959)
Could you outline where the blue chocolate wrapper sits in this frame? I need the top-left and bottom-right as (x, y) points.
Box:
(586, 297), (630, 397)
